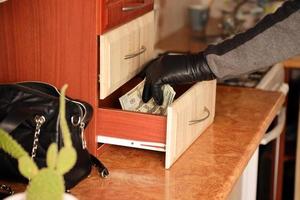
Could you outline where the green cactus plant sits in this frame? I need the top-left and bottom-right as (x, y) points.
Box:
(0, 84), (77, 200)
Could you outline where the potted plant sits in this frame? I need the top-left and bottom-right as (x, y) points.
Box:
(0, 85), (78, 200)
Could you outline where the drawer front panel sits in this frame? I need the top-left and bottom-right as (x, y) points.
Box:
(100, 18), (140, 99)
(100, 0), (154, 34)
(97, 108), (167, 143)
(121, 0), (154, 24)
(165, 80), (217, 169)
(99, 11), (155, 99)
(138, 11), (155, 67)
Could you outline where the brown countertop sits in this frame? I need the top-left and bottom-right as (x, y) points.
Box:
(283, 55), (300, 69)
(156, 26), (208, 53)
(0, 86), (285, 199)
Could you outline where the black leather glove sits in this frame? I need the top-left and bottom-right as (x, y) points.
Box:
(142, 52), (216, 105)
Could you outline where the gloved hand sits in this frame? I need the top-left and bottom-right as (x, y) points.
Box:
(142, 52), (216, 105)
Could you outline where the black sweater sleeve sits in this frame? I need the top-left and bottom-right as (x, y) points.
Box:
(204, 0), (300, 79)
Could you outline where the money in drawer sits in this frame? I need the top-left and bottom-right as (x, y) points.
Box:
(97, 78), (216, 169)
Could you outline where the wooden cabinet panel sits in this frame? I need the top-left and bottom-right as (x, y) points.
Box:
(105, 1), (123, 29)
(0, 0), (98, 154)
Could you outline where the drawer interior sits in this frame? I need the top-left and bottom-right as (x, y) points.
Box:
(99, 76), (194, 110)
(97, 76), (195, 144)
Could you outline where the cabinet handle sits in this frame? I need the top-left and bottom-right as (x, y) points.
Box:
(122, 4), (147, 12)
(189, 107), (210, 125)
(124, 46), (147, 60)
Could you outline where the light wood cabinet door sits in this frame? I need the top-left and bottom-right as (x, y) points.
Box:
(99, 11), (155, 99)
(100, 18), (140, 99)
(138, 11), (155, 67)
(165, 80), (217, 169)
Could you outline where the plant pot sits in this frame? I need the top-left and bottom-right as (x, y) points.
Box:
(4, 192), (78, 200)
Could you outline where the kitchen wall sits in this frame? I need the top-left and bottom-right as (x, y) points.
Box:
(154, 0), (190, 40)
(155, 0), (283, 41)
(155, 0), (222, 41)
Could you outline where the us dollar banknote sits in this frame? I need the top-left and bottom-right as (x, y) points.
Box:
(119, 80), (176, 115)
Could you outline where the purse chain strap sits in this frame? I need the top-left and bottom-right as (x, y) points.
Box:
(31, 115), (46, 159)
(80, 122), (87, 149)
(30, 114), (87, 158)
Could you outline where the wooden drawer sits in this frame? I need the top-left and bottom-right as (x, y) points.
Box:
(99, 11), (155, 99)
(138, 10), (155, 68)
(99, 0), (154, 34)
(97, 78), (216, 168)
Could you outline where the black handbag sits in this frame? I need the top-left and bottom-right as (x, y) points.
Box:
(0, 82), (109, 189)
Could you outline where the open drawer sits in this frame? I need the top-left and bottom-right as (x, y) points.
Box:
(97, 78), (216, 168)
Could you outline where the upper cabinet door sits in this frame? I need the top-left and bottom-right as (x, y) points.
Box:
(100, 11), (155, 99)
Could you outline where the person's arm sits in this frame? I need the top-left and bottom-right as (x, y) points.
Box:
(206, 0), (300, 79)
(142, 0), (300, 104)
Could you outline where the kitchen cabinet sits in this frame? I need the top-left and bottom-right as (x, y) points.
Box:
(0, 0), (216, 168)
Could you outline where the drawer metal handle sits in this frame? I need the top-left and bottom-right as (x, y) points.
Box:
(189, 107), (210, 125)
(124, 46), (147, 60)
(122, 4), (147, 12)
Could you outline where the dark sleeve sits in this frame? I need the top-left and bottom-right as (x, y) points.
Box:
(204, 0), (300, 79)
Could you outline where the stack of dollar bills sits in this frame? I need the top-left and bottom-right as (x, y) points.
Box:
(119, 80), (176, 115)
